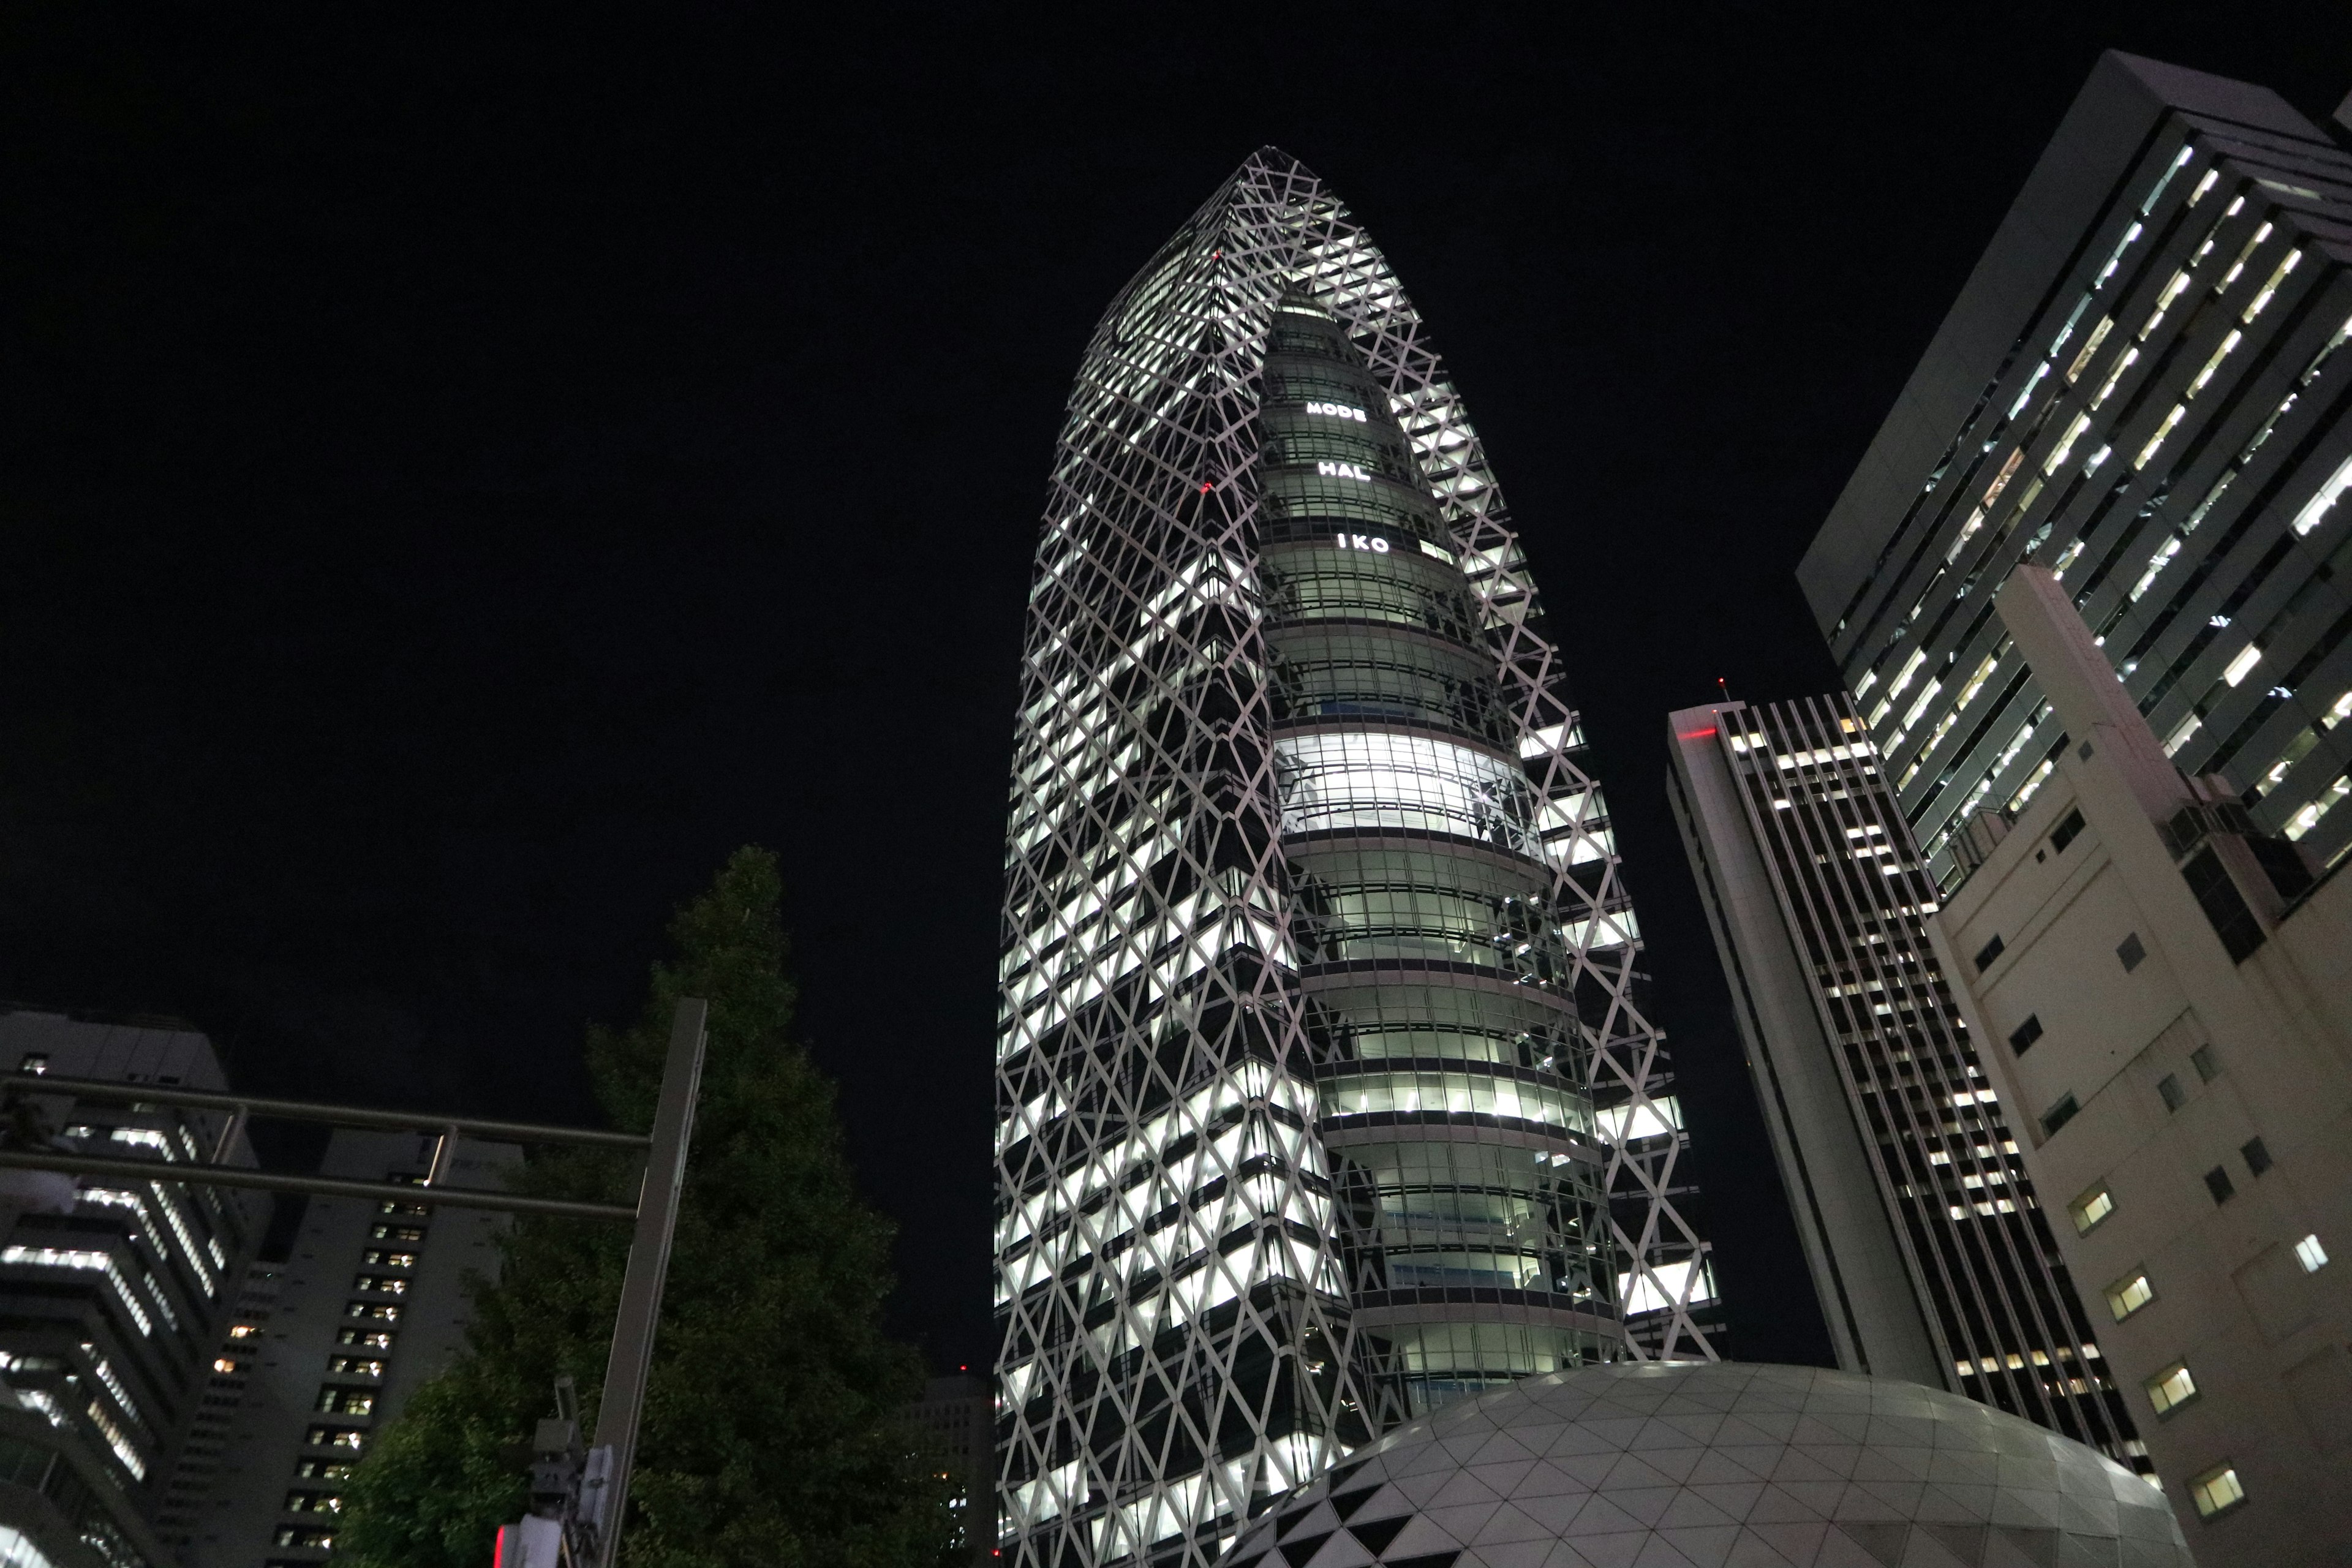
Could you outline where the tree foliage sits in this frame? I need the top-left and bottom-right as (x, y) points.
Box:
(337, 847), (957, 1568)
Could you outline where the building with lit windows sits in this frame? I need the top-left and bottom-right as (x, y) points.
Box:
(993, 149), (1716, 1568)
(1924, 567), (2350, 1564)
(1665, 693), (2147, 1478)
(176, 1131), (516, 1568)
(1800, 53), (2352, 886)
(0, 1010), (262, 1568)
(914, 1374), (992, 1566)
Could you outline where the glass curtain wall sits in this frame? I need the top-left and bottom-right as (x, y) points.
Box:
(1256, 293), (1616, 1419)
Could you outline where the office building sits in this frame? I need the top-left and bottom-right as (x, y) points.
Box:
(1666, 693), (2147, 1475)
(173, 1131), (517, 1568)
(1926, 566), (2349, 1562)
(0, 1010), (263, 1568)
(1800, 52), (2352, 886)
(914, 1373), (992, 1566)
(994, 149), (1716, 1567)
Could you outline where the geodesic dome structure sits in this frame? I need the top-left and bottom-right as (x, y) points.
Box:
(1224, 1362), (2190, 1568)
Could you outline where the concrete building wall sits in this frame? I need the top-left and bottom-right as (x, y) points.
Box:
(1928, 565), (2352, 1561)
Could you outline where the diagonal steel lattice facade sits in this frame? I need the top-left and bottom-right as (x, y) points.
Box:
(993, 149), (1719, 1568)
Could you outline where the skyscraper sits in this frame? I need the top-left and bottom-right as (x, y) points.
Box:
(993, 150), (1715, 1568)
(1800, 53), (2352, 885)
(1666, 693), (2146, 1475)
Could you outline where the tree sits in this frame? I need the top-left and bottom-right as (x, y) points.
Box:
(337, 847), (959, 1568)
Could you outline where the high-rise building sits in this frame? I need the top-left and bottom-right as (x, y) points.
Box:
(0, 1010), (263, 1568)
(993, 149), (1716, 1567)
(173, 1131), (517, 1568)
(1924, 566), (2349, 1562)
(1665, 693), (2147, 1476)
(1800, 51), (2352, 886)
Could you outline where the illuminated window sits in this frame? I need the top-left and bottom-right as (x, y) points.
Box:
(2296, 1234), (2329, 1273)
(2189, 1463), (2246, 1519)
(1275, 731), (1539, 859)
(2144, 1361), (2198, 1416)
(212, 1357), (238, 1374)
(2104, 1273), (2155, 1321)
(228, 1324), (260, 1340)
(2070, 1186), (2114, 1234)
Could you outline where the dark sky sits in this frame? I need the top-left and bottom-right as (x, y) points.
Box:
(4, 7), (2348, 1378)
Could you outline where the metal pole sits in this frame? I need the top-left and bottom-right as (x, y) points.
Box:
(208, 1105), (249, 1167)
(586, 997), (707, 1568)
(0, 1074), (653, 1150)
(0, 1149), (639, 1223)
(426, 1125), (462, 1186)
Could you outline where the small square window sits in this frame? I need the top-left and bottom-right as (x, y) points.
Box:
(1974, 935), (2005, 973)
(2241, 1137), (2272, 1175)
(2051, 807), (2086, 852)
(2158, 1074), (2186, 1110)
(2070, 1186), (2115, 1234)
(2188, 1462), (2246, 1519)
(2117, 933), (2146, 971)
(2105, 1272), (2156, 1321)
(2190, 1044), (2218, 1082)
(2204, 1165), (2236, 1204)
(16, 1053), (47, 1076)
(2294, 1233), (2329, 1272)
(2144, 1360), (2199, 1415)
(2041, 1094), (2080, 1138)
(2008, 1015), (2044, 1054)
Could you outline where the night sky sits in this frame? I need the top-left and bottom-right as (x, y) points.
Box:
(5, 9), (2348, 1379)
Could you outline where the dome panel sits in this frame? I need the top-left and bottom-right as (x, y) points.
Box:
(1221, 1365), (2190, 1568)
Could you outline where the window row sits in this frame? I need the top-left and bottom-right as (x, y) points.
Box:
(1276, 731), (1540, 861)
(1319, 1068), (1589, 1136)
